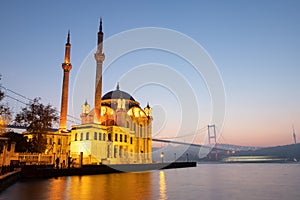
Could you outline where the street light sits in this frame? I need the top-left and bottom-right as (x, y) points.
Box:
(174, 153), (176, 162)
(160, 152), (164, 163)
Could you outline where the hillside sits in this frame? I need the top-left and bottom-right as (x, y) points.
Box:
(235, 143), (300, 160)
(152, 143), (300, 162)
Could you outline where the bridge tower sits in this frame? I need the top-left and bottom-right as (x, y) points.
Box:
(293, 126), (297, 144)
(59, 31), (72, 131)
(208, 124), (218, 160)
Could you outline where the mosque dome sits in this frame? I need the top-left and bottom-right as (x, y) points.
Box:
(102, 89), (135, 101)
(101, 83), (139, 109)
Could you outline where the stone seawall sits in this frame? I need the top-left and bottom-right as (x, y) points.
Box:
(0, 170), (21, 192)
(21, 162), (197, 178)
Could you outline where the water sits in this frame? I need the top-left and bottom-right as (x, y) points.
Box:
(1, 164), (300, 200)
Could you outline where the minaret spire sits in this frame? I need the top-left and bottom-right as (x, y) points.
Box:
(97, 17), (104, 51)
(100, 17), (103, 33)
(67, 30), (70, 44)
(94, 18), (105, 123)
(64, 30), (71, 64)
(59, 31), (72, 131)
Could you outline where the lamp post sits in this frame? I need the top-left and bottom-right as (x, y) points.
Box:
(174, 153), (176, 161)
(160, 152), (164, 163)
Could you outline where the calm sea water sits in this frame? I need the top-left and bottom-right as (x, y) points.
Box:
(0, 163), (299, 200)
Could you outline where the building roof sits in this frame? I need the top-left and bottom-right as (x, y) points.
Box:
(102, 85), (135, 101)
(100, 83), (141, 110)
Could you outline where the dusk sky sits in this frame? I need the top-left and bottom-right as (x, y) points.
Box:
(1, 0), (299, 147)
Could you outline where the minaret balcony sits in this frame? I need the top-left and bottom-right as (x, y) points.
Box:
(62, 63), (72, 71)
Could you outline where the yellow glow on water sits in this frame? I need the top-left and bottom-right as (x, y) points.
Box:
(159, 171), (167, 200)
(50, 172), (154, 200)
(48, 177), (68, 200)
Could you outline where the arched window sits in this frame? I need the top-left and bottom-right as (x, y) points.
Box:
(119, 146), (123, 158)
(86, 132), (89, 140)
(75, 133), (78, 141)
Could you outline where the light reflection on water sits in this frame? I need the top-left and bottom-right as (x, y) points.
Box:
(159, 171), (167, 200)
(1, 164), (300, 200)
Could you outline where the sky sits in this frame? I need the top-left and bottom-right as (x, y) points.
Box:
(0, 0), (300, 147)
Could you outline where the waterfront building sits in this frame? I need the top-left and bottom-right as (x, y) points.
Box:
(0, 137), (17, 166)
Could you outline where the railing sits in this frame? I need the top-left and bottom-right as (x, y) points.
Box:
(18, 153), (53, 165)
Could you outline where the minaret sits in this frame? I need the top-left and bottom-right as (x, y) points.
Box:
(59, 31), (72, 131)
(94, 18), (105, 123)
(144, 102), (152, 118)
(80, 100), (90, 124)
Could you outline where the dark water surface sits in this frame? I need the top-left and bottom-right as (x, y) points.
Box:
(0, 164), (299, 200)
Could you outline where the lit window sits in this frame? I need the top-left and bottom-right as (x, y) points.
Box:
(86, 132), (89, 140)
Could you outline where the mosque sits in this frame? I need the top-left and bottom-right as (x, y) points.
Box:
(57, 19), (153, 164)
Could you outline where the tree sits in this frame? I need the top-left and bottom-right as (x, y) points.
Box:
(14, 98), (58, 152)
(0, 75), (11, 134)
(0, 89), (11, 118)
